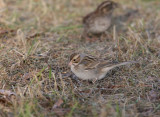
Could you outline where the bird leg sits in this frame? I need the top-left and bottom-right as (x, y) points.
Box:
(92, 77), (98, 83)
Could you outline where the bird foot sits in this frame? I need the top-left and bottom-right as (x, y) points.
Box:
(92, 78), (98, 84)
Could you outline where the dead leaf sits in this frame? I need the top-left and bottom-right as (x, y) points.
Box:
(26, 32), (45, 40)
(52, 99), (63, 109)
(0, 28), (17, 38)
(53, 108), (69, 116)
(0, 89), (16, 104)
(0, 89), (16, 97)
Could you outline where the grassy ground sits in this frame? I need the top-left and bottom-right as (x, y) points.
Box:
(0, 0), (160, 117)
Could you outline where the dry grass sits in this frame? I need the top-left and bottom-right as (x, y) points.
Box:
(0, 0), (160, 117)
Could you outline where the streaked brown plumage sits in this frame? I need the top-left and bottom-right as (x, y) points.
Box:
(82, 0), (118, 38)
(69, 53), (136, 82)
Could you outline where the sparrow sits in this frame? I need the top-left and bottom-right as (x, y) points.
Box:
(82, 0), (118, 38)
(69, 53), (136, 82)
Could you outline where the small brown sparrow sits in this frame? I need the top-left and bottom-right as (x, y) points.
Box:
(69, 53), (136, 82)
(82, 0), (118, 38)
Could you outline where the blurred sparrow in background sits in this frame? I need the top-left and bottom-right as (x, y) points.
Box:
(82, 0), (118, 40)
(69, 53), (136, 82)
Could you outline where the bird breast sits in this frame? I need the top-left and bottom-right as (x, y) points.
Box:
(89, 16), (111, 34)
(71, 65), (96, 80)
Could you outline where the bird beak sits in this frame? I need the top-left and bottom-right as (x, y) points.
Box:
(68, 61), (72, 67)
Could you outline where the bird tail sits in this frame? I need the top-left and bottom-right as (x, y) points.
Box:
(102, 61), (137, 72)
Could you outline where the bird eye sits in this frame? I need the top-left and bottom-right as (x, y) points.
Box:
(73, 59), (76, 62)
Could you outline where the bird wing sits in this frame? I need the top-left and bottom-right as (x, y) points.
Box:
(79, 55), (100, 70)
